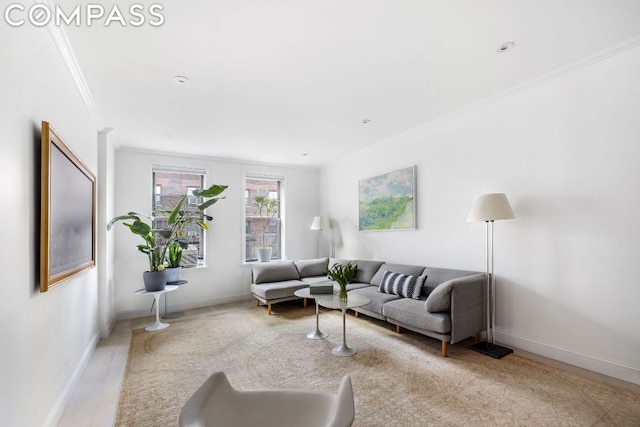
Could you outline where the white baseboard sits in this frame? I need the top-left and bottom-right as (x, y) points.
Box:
(498, 330), (640, 386)
(43, 332), (99, 427)
(99, 317), (116, 339)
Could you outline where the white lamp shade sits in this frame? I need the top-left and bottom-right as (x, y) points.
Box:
(467, 193), (515, 222)
(310, 216), (323, 230)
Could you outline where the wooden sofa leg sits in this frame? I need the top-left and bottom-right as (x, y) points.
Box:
(303, 298), (308, 308)
(441, 341), (448, 357)
(268, 304), (272, 315)
(256, 299), (260, 307)
(396, 325), (401, 334)
(474, 333), (480, 343)
(354, 311), (359, 318)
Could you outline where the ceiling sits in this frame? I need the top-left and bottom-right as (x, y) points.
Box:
(59, 1), (640, 167)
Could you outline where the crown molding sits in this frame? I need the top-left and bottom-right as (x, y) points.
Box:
(40, 0), (104, 130)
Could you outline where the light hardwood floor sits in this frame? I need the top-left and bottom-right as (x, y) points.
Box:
(57, 318), (133, 427)
(57, 301), (640, 426)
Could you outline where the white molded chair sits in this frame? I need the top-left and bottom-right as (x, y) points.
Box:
(179, 371), (355, 427)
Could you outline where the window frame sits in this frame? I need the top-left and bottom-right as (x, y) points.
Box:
(244, 174), (284, 263)
(152, 165), (207, 267)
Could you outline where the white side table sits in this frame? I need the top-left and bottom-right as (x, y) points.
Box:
(135, 285), (178, 331)
(294, 287), (329, 340)
(318, 293), (370, 357)
(162, 280), (188, 319)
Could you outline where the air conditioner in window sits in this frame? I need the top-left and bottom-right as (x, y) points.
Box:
(181, 245), (198, 268)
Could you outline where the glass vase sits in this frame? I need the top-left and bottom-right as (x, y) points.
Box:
(338, 284), (348, 302)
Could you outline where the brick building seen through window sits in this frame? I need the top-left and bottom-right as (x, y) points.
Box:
(245, 177), (282, 262)
(153, 167), (206, 266)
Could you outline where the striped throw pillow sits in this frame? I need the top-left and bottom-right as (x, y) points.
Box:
(378, 270), (427, 299)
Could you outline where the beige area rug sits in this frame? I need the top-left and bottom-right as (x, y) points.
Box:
(116, 302), (640, 426)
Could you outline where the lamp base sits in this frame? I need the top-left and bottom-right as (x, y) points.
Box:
(470, 341), (513, 359)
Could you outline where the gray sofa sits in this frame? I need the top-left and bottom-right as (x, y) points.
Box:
(250, 257), (486, 357)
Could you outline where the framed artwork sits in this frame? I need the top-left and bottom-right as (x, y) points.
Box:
(359, 166), (416, 231)
(40, 121), (96, 292)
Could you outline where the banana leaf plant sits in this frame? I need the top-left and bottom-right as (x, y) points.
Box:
(107, 184), (227, 272)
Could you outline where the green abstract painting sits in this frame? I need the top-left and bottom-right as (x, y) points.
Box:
(359, 166), (415, 231)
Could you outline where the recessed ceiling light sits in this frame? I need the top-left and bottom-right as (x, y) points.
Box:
(496, 42), (515, 53)
(173, 75), (190, 85)
(302, 153), (309, 157)
(362, 119), (371, 124)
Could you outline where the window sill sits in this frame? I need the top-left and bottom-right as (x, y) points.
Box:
(242, 259), (283, 266)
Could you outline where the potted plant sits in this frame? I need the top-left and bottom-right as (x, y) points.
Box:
(253, 195), (279, 262)
(108, 184), (227, 291)
(165, 242), (183, 283)
(107, 214), (167, 291)
(326, 262), (357, 301)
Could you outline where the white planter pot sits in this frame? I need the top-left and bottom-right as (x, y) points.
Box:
(257, 247), (272, 262)
(166, 267), (181, 283)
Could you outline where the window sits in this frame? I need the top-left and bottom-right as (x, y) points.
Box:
(152, 166), (206, 266)
(245, 175), (283, 262)
(186, 186), (199, 205)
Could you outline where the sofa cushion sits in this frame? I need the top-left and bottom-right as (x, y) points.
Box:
(352, 260), (384, 284)
(370, 263), (426, 287)
(250, 280), (307, 300)
(378, 271), (426, 299)
(346, 282), (375, 291)
(350, 285), (401, 315)
(421, 267), (479, 297)
(301, 276), (333, 285)
(383, 298), (451, 334)
(252, 261), (300, 284)
(424, 280), (455, 313)
(295, 258), (329, 278)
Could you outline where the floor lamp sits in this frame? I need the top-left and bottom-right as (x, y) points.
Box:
(310, 216), (328, 257)
(467, 193), (515, 359)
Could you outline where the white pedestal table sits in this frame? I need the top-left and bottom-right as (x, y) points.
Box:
(162, 280), (188, 319)
(294, 287), (331, 340)
(317, 293), (370, 357)
(135, 285), (178, 331)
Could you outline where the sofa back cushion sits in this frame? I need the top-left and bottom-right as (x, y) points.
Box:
(424, 280), (454, 312)
(421, 267), (480, 297)
(370, 263), (426, 287)
(378, 270), (427, 299)
(328, 258), (350, 269)
(295, 258), (329, 278)
(425, 273), (485, 313)
(252, 261), (300, 284)
(352, 260), (384, 284)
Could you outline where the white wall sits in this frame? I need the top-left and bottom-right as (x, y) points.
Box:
(97, 131), (116, 337)
(113, 149), (319, 318)
(320, 45), (640, 385)
(0, 26), (99, 426)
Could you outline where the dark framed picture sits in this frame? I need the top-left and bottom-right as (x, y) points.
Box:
(40, 121), (96, 292)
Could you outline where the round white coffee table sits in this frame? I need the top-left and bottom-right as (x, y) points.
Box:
(294, 287), (329, 340)
(135, 285), (178, 331)
(318, 293), (370, 356)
